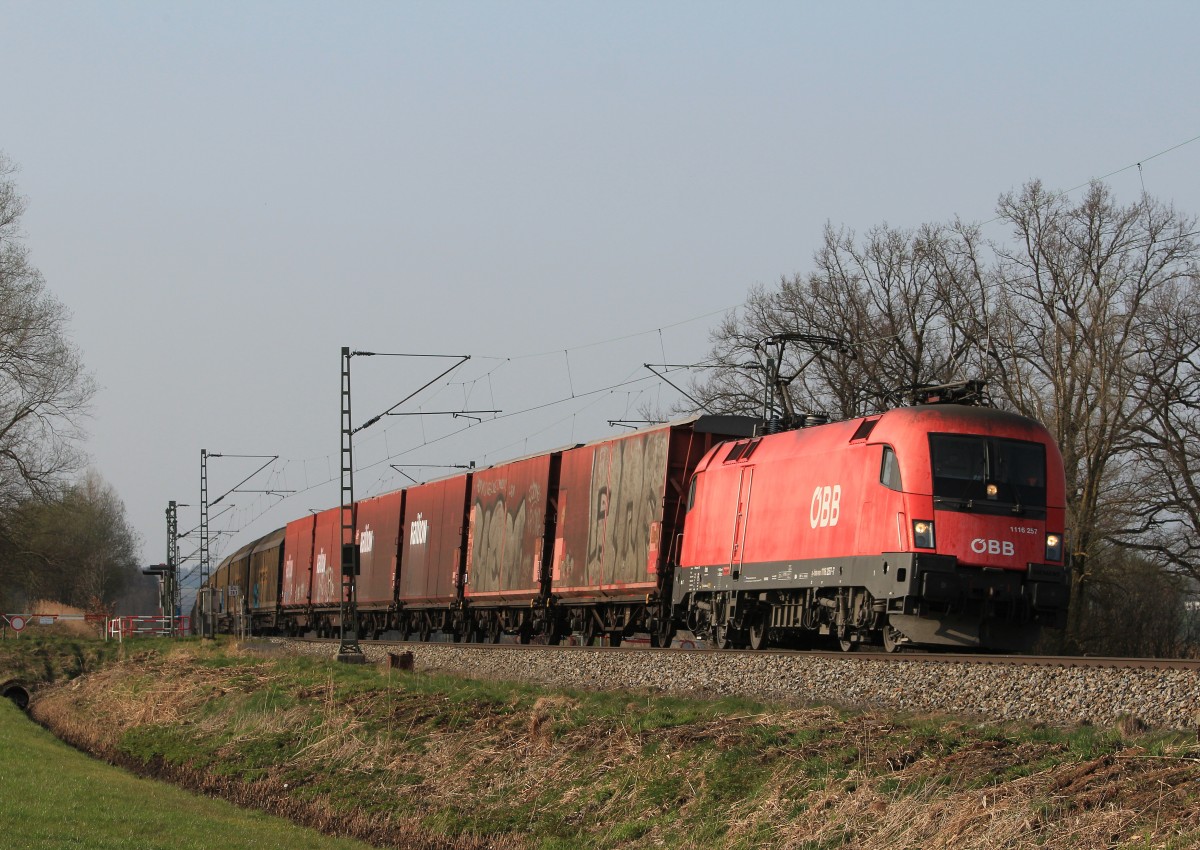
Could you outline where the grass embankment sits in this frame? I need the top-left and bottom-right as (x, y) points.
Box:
(28, 640), (1200, 849)
(0, 632), (120, 685)
(0, 696), (380, 850)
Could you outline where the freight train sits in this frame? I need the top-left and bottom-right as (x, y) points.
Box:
(203, 394), (1070, 652)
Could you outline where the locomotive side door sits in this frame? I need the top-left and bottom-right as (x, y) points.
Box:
(728, 466), (754, 580)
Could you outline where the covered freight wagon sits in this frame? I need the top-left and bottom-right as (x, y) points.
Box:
(280, 513), (315, 633)
(463, 451), (560, 641)
(354, 490), (404, 636)
(308, 508), (343, 613)
(247, 527), (285, 633)
(396, 474), (471, 639)
(550, 414), (757, 644)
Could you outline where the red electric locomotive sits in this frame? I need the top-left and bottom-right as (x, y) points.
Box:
(672, 399), (1069, 651)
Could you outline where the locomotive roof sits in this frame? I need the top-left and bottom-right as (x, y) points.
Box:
(876, 403), (1050, 434)
(693, 403), (1057, 473)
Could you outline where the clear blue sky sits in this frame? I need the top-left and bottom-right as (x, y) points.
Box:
(1, 1), (1197, 593)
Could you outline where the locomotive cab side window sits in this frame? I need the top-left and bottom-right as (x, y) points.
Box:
(880, 446), (903, 491)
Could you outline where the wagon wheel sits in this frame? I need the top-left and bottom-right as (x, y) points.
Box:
(418, 616), (432, 643)
(712, 621), (733, 650)
(747, 612), (769, 651)
(651, 614), (676, 649)
(881, 622), (905, 653)
(486, 613), (502, 644)
(837, 629), (858, 653)
(545, 616), (564, 646)
(582, 614), (600, 646)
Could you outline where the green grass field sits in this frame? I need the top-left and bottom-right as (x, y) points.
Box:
(0, 698), (376, 850)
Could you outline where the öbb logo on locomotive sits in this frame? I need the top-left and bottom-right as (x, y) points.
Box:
(808, 484), (842, 529)
(206, 387), (1070, 653)
(971, 538), (1016, 556)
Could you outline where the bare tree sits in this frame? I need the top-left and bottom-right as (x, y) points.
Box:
(1118, 271), (1200, 584)
(0, 153), (94, 512)
(984, 183), (1198, 645)
(693, 220), (989, 421)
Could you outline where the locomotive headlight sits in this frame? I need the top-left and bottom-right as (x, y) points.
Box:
(1045, 533), (1063, 562)
(912, 520), (936, 549)
(985, 482), (998, 499)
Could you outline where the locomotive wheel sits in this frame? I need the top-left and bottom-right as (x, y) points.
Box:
(747, 614), (769, 651)
(881, 624), (905, 653)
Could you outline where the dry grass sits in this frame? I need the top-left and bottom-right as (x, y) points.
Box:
(24, 601), (102, 637)
(27, 643), (1200, 850)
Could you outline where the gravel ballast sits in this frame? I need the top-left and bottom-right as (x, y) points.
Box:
(266, 639), (1200, 731)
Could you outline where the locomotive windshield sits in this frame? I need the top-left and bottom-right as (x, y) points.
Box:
(929, 434), (1046, 517)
